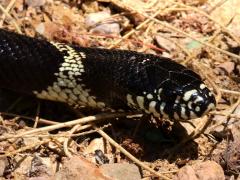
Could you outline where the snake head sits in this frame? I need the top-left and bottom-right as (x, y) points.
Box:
(156, 78), (216, 120)
(126, 61), (216, 121)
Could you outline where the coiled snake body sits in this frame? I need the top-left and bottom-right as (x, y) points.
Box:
(0, 29), (216, 120)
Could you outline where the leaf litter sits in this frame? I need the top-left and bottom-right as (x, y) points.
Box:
(0, 0), (239, 179)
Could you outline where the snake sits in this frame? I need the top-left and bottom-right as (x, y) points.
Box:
(0, 29), (216, 121)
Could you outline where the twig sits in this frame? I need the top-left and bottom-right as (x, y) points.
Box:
(95, 125), (172, 180)
(210, 111), (240, 119)
(10, 124), (94, 139)
(168, 116), (210, 157)
(220, 88), (240, 96)
(33, 102), (41, 128)
(63, 123), (112, 157)
(222, 97), (240, 115)
(63, 124), (82, 157)
(0, 112), (58, 125)
(0, 112), (132, 141)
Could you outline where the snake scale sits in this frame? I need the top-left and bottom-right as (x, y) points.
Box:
(0, 29), (216, 121)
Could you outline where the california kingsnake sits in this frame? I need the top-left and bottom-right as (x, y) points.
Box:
(0, 29), (216, 121)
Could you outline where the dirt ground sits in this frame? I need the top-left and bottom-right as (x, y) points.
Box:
(0, 0), (239, 179)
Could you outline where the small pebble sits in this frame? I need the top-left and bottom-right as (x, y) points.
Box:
(25, 0), (46, 7)
(85, 11), (120, 35)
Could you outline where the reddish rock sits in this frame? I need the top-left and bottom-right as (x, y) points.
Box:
(55, 156), (111, 180)
(100, 163), (141, 180)
(174, 161), (225, 180)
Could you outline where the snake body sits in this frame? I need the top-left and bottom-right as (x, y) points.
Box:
(0, 29), (216, 120)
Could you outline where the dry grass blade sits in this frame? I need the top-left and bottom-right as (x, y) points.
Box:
(0, 111), (59, 125)
(173, 116), (210, 148)
(0, 3), (21, 33)
(220, 89), (240, 96)
(0, 0), (17, 27)
(33, 102), (41, 128)
(210, 111), (240, 119)
(6, 124), (95, 139)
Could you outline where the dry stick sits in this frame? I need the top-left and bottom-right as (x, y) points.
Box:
(169, 116), (210, 155)
(0, 112), (132, 141)
(62, 123), (112, 157)
(220, 89), (240, 96)
(33, 102), (41, 128)
(218, 97), (240, 118)
(0, 116), (5, 126)
(144, 20), (154, 37)
(4, 124), (95, 139)
(0, 0), (17, 26)
(63, 124), (82, 157)
(68, 30), (165, 52)
(210, 111), (240, 119)
(0, 111), (58, 125)
(0, 4), (21, 33)
(1, 124), (112, 159)
(95, 126), (172, 180)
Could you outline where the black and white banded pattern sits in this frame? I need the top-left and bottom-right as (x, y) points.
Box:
(0, 29), (216, 120)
